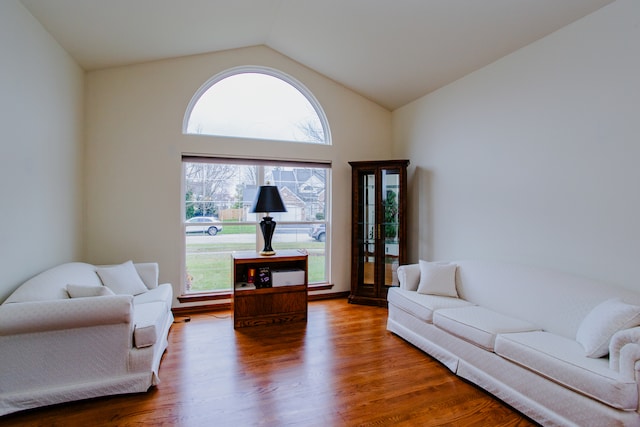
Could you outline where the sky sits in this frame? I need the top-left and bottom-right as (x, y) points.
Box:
(187, 72), (325, 143)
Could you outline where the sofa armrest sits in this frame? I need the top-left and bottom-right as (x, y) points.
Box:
(397, 263), (420, 291)
(609, 326), (640, 371)
(134, 262), (159, 289)
(618, 342), (640, 382)
(0, 296), (133, 335)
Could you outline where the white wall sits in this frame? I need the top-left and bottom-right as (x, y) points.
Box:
(85, 45), (392, 306)
(393, 0), (640, 291)
(0, 1), (84, 302)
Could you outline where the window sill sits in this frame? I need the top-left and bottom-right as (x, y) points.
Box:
(177, 291), (230, 304)
(177, 282), (334, 304)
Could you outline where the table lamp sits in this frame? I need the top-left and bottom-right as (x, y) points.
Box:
(250, 184), (287, 256)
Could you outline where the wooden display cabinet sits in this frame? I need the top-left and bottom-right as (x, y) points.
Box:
(349, 160), (409, 306)
(232, 250), (308, 328)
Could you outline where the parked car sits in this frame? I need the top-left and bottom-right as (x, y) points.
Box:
(185, 217), (223, 236)
(309, 224), (326, 242)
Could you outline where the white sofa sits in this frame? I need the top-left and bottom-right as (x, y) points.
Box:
(387, 260), (640, 427)
(0, 261), (173, 416)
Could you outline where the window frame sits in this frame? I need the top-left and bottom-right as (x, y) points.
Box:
(181, 156), (331, 296)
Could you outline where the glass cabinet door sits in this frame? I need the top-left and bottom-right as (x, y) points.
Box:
(356, 170), (376, 293)
(350, 160), (408, 306)
(381, 168), (401, 288)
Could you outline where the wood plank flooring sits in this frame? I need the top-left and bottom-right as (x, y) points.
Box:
(2, 299), (538, 426)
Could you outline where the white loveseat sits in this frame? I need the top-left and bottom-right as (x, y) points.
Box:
(387, 260), (640, 427)
(0, 261), (173, 416)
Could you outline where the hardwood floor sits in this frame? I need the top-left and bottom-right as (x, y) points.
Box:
(2, 299), (538, 426)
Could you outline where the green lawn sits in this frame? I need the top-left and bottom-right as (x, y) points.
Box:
(216, 224), (255, 234)
(185, 240), (326, 292)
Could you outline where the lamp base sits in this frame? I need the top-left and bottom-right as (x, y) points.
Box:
(259, 216), (277, 256)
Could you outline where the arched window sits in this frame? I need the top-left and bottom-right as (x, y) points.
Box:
(184, 66), (331, 144)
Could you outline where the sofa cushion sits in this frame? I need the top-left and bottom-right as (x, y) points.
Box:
(495, 331), (638, 411)
(66, 284), (115, 298)
(133, 283), (173, 311)
(96, 261), (149, 296)
(576, 298), (640, 358)
(387, 287), (473, 323)
(133, 301), (167, 348)
(417, 261), (458, 297)
(434, 306), (540, 351)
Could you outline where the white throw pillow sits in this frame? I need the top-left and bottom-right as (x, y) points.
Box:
(66, 284), (115, 298)
(576, 298), (640, 358)
(417, 261), (458, 297)
(96, 261), (149, 296)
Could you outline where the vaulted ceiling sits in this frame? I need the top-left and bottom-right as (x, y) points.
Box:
(21, 0), (613, 110)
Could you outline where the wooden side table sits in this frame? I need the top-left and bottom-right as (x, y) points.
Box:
(232, 250), (308, 328)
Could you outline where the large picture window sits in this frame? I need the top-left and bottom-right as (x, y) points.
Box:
(182, 157), (329, 293)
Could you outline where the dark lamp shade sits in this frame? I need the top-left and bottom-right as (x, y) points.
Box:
(250, 186), (287, 214)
